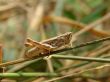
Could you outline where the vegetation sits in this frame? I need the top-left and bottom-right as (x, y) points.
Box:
(0, 0), (110, 82)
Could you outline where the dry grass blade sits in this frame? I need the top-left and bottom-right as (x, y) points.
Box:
(45, 15), (110, 37)
(58, 43), (110, 72)
(0, 36), (109, 67)
(0, 0), (110, 82)
(0, 45), (3, 64)
(44, 65), (110, 82)
(73, 13), (110, 37)
(0, 3), (17, 12)
(29, 0), (47, 30)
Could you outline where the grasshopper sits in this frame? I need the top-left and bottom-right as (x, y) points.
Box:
(24, 32), (73, 58)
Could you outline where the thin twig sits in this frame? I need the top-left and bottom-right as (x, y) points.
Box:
(43, 65), (110, 82)
(62, 44), (110, 73)
(54, 36), (110, 54)
(44, 57), (54, 73)
(51, 55), (110, 63)
(7, 58), (42, 72)
(70, 12), (110, 43)
(0, 36), (110, 67)
(73, 12), (110, 37)
(0, 72), (59, 77)
(45, 15), (110, 37)
(71, 13), (110, 42)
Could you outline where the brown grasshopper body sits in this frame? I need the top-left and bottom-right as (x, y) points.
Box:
(42, 32), (72, 49)
(24, 32), (72, 58)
